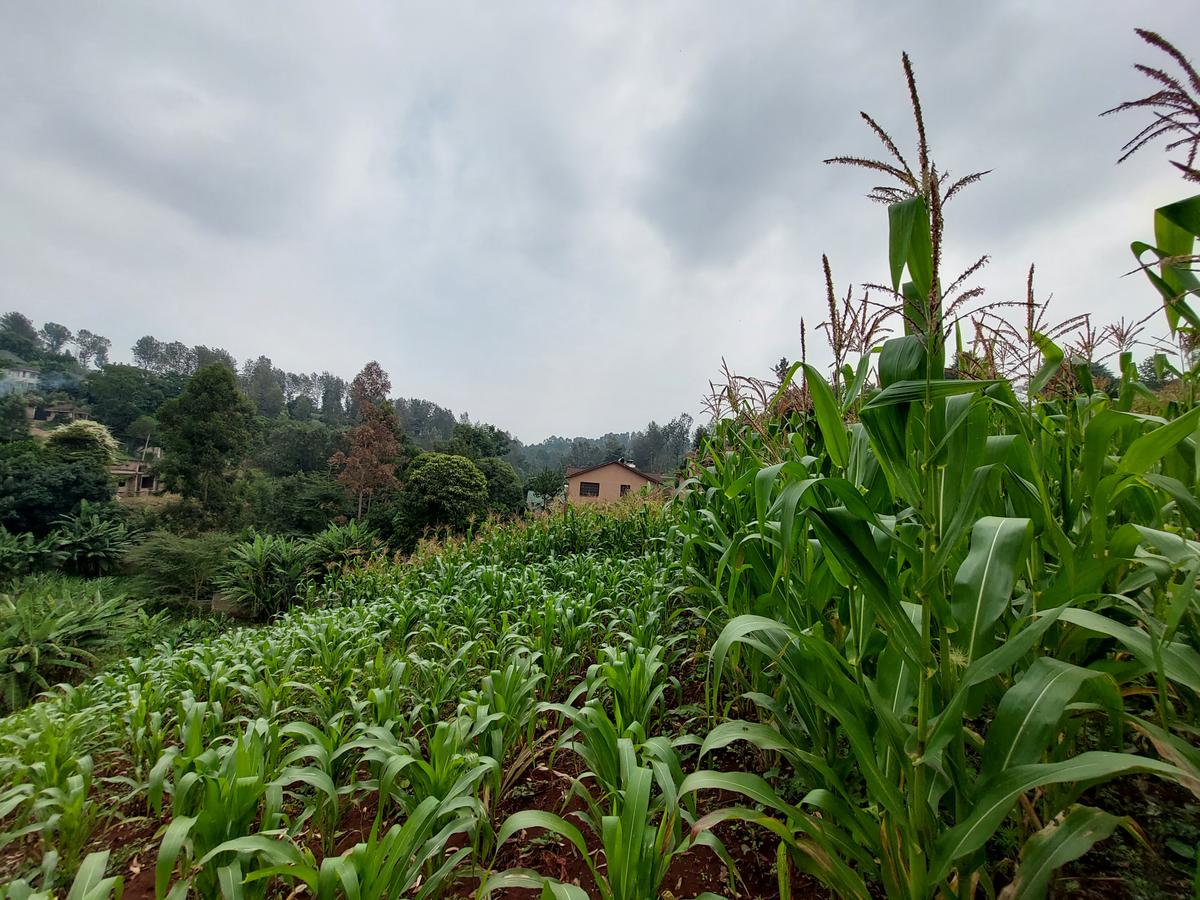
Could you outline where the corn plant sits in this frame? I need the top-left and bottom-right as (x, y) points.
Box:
(577, 642), (671, 735)
(0, 849), (123, 899)
(459, 649), (545, 810)
(154, 724), (285, 899)
(489, 742), (735, 900)
(673, 44), (1200, 898)
(277, 713), (370, 856)
(365, 717), (495, 829)
(200, 795), (473, 900)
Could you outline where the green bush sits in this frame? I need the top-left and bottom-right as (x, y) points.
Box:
(306, 520), (382, 575)
(0, 441), (113, 535)
(0, 575), (135, 712)
(125, 530), (236, 607)
(396, 453), (488, 549)
(239, 470), (348, 535)
(475, 456), (525, 515)
(52, 502), (137, 577)
(0, 528), (65, 582)
(214, 534), (313, 620)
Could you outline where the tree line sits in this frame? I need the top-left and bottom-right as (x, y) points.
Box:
(0, 311), (699, 548)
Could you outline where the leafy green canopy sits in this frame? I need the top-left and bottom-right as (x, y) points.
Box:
(398, 452), (488, 537)
(157, 364), (256, 513)
(0, 442), (112, 535)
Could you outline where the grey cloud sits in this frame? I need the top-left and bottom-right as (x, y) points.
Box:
(0, 1), (1196, 440)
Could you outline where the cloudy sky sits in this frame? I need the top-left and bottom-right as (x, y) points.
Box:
(1, 2), (1193, 440)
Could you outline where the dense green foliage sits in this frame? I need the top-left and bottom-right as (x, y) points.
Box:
(0, 396), (28, 443)
(475, 456), (525, 514)
(0, 442), (112, 536)
(83, 365), (186, 438)
(398, 452), (489, 539)
(0, 575), (136, 713)
(124, 531), (236, 607)
(0, 509), (695, 896)
(157, 364), (256, 513)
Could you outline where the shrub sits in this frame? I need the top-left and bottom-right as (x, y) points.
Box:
(239, 471), (348, 535)
(475, 456), (525, 515)
(397, 453), (488, 540)
(214, 534), (313, 620)
(125, 530), (236, 607)
(0, 528), (65, 582)
(52, 502), (137, 577)
(0, 575), (134, 712)
(0, 441), (113, 535)
(306, 520), (382, 575)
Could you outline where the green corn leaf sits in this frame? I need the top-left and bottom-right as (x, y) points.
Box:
(1056, 607), (1200, 694)
(700, 720), (794, 757)
(888, 197), (933, 298)
(1081, 410), (1132, 490)
(1145, 474), (1200, 533)
(931, 752), (1179, 881)
(680, 769), (794, 818)
(841, 355), (874, 412)
(1117, 406), (1200, 476)
(692, 806), (872, 900)
(1127, 715), (1200, 799)
(950, 517), (1033, 663)
(803, 364), (850, 468)
(480, 870), (587, 899)
(889, 197), (919, 293)
(1028, 332), (1064, 396)
(925, 606), (1068, 763)
(495, 810), (589, 861)
(862, 379), (998, 410)
(1156, 194), (1200, 255)
(156, 815), (196, 900)
(1131, 236), (1200, 331)
(998, 805), (1132, 900)
(65, 851), (121, 900)
(199, 835), (312, 872)
(879, 334), (929, 387)
(217, 861), (244, 900)
(980, 658), (1115, 780)
(277, 766), (339, 808)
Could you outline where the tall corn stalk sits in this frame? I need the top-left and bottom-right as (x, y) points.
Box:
(679, 45), (1200, 899)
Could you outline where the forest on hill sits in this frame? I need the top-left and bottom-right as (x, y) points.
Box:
(0, 315), (698, 538)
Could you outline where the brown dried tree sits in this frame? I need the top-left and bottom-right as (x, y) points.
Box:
(329, 401), (400, 518)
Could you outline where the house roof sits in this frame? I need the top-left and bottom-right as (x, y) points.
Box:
(565, 459), (663, 484)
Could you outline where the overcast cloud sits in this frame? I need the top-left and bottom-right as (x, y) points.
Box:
(1, 2), (1192, 440)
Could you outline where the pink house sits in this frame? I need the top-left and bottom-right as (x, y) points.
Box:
(565, 459), (663, 503)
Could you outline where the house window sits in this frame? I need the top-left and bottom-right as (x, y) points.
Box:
(141, 476), (155, 489)
(620, 484), (631, 496)
(579, 481), (600, 497)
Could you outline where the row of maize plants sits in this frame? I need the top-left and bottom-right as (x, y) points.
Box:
(673, 38), (1200, 899)
(0, 506), (767, 898)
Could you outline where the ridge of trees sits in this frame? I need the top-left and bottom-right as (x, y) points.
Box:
(2, 313), (698, 478)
